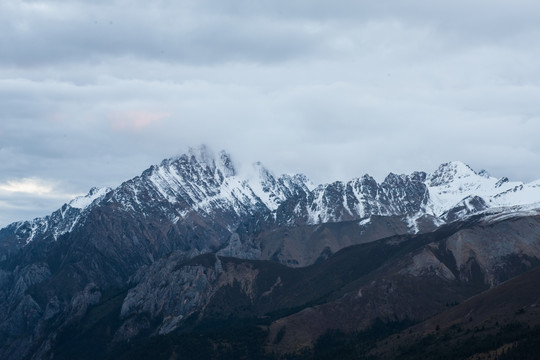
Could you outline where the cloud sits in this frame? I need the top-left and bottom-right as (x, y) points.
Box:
(1, 0), (538, 68)
(0, 177), (80, 200)
(0, 178), (54, 195)
(0, 177), (82, 225)
(109, 111), (170, 132)
(0, 1), (321, 67)
(1, 0), (540, 227)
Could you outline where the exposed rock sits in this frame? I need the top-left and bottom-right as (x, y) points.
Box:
(69, 283), (101, 319)
(1, 151), (540, 359)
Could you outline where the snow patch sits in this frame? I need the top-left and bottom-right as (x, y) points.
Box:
(424, 161), (540, 218)
(69, 187), (110, 209)
(358, 217), (371, 226)
(406, 214), (421, 234)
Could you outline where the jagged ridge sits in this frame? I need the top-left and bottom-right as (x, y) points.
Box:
(2, 148), (540, 360)
(3, 149), (540, 260)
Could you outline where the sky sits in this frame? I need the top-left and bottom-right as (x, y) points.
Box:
(1, 0), (540, 227)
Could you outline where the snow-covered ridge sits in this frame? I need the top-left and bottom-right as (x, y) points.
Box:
(69, 186), (111, 209)
(143, 150), (310, 217)
(426, 161), (540, 217)
(477, 203), (540, 224)
(5, 186), (112, 245)
(280, 160), (540, 227)
(134, 152), (540, 229)
(3, 149), (540, 248)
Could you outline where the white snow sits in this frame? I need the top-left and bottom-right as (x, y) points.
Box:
(424, 161), (540, 218)
(307, 185), (331, 224)
(12, 154), (540, 248)
(299, 176), (316, 192)
(246, 166), (280, 211)
(358, 217), (371, 226)
(406, 213), (421, 234)
(69, 187), (110, 209)
(480, 203), (540, 223)
(147, 156), (317, 222)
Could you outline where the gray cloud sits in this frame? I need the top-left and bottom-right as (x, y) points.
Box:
(1, 0), (540, 226)
(4, 0), (539, 67)
(0, 1), (321, 66)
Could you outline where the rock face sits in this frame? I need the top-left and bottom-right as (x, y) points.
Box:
(1, 147), (540, 359)
(31, 213), (538, 359)
(116, 253), (220, 340)
(266, 215), (540, 354)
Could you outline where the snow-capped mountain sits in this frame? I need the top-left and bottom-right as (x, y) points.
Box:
(276, 160), (540, 228)
(2, 147), (540, 360)
(0, 186), (110, 261)
(2, 148), (540, 260)
(426, 161), (540, 217)
(108, 146), (312, 228)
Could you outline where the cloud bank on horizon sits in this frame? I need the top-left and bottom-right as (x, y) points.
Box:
(1, 0), (540, 226)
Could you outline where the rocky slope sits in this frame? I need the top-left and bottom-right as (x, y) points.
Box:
(369, 265), (540, 359)
(2, 148), (539, 271)
(0, 187), (110, 262)
(265, 214), (540, 354)
(2, 148), (540, 266)
(21, 213), (540, 360)
(2, 147), (540, 359)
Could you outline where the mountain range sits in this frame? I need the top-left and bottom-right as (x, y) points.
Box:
(1, 146), (540, 359)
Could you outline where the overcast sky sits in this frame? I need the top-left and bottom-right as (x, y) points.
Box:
(1, 0), (540, 227)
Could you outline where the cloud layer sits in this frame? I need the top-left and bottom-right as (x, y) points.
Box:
(1, 0), (540, 226)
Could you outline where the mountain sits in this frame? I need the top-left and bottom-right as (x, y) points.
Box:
(0, 187), (110, 261)
(369, 265), (540, 359)
(4, 148), (540, 265)
(1, 146), (540, 359)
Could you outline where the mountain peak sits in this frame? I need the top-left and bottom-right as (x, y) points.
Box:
(163, 145), (236, 177)
(477, 169), (490, 178)
(428, 161), (477, 186)
(383, 172), (409, 185)
(68, 186), (111, 209)
(252, 161), (274, 180)
(438, 160), (474, 172)
(187, 144), (214, 165)
(217, 150), (235, 177)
